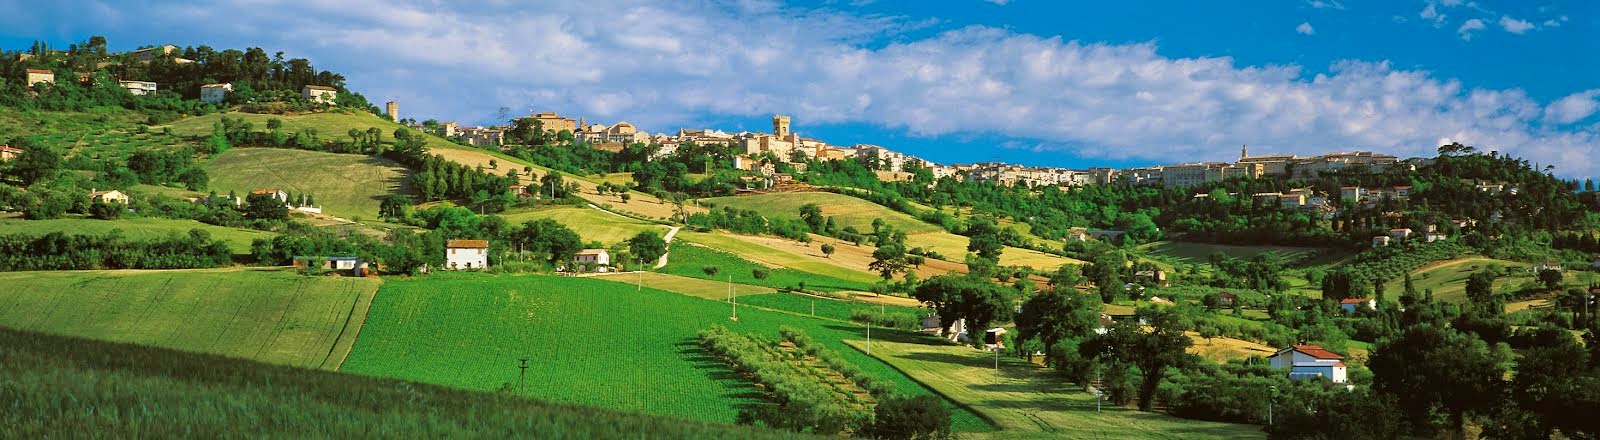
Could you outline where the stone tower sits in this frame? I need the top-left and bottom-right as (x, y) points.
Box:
(1240, 144), (1249, 161)
(386, 101), (399, 123)
(773, 115), (791, 138)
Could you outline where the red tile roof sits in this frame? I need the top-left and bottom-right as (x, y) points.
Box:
(25, 68), (52, 74)
(251, 189), (283, 195)
(1294, 345), (1345, 360)
(447, 239), (489, 248)
(1340, 298), (1371, 305)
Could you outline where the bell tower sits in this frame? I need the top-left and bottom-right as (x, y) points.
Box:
(773, 115), (791, 138)
(1240, 144), (1249, 161)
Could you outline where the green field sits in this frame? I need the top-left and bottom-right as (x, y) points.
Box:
(1138, 241), (1329, 266)
(853, 340), (1264, 439)
(0, 268), (380, 369)
(663, 240), (875, 292)
(205, 148), (412, 220)
(500, 206), (668, 245)
(0, 327), (797, 439)
(340, 273), (991, 431)
(902, 229), (1083, 269)
(704, 192), (943, 234)
(0, 107), (189, 162)
(0, 215), (273, 253)
(595, 272), (778, 301)
(1381, 257), (1535, 304)
(736, 292), (925, 324)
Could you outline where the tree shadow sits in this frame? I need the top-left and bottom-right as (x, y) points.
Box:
(820, 324), (940, 344)
(674, 338), (767, 411)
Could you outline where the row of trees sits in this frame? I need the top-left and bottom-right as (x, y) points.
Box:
(0, 230), (231, 271)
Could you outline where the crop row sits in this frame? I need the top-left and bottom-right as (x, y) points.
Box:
(779, 326), (896, 398)
(697, 325), (870, 434)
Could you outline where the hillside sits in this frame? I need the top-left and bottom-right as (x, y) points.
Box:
(0, 214), (272, 253)
(205, 147), (413, 220)
(0, 326), (798, 439)
(340, 273), (992, 432)
(0, 268), (378, 369)
(499, 205), (669, 246)
(1380, 257), (1538, 304)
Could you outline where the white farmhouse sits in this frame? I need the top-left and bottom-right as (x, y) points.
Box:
(25, 69), (54, 86)
(119, 80), (157, 96)
(1268, 345), (1347, 383)
(301, 85), (337, 104)
(201, 83), (232, 104)
(574, 249), (610, 272)
(446, 239), (489, 270)
(88, 189), (130, 205)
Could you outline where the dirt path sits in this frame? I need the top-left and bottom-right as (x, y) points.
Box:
(656, 226), (682, 269)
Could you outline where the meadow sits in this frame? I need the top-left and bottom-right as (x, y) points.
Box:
(679, 231), (888, 284)
(339, 273), (992, 432)
(735, 292), (926, 325)
(0, 268), (379, 369)
(0, 327), (798, 439)
(205, 148), (413, 220)
(703, 192), (944, 234)
(661, 240), (876, 292)
(593, 272), (777, 301)
(851, 340), (1265, 439)
(499, 206), (669, 245)
(0, 107), (188, 162)
(0, 214), (273, 253)
(1381, 257), (1536, 303)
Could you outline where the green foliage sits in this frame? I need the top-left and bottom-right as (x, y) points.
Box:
(627, 231), (668, 267)
(868, 395), (953, 440)
(1369, 325), (1509, 436)
(913, 275), (1013, 348)
(662, 242), (871, 292)
(0, 229), (231, 270)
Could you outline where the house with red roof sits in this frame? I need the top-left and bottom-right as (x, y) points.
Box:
(1268, 344), (1347, 384)
(1339, 298), (1375, 313)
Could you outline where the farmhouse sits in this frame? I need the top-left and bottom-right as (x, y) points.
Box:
(88, 189), (130, 205)
(118, 80), (157, 96)
(200, 83), (231, 104)
(0, 144), (22, 161)
(301, 85), (337, 104)
(1268, 344), (1347, 383)
(1339, 298), (1375, 313)
(1134, 269), (1169, 287)
(251, 189), (290, 204)
(1372, 235), (1391, 247)
(25, 68), (54, 86)
(293, 256), (366, 276)
(1389, 228), (1413, 241)
(1218, 292), (1237, 307)
(445, 239), (489, 270)
(574, 249), (611, 272)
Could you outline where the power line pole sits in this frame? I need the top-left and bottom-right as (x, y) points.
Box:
(518, 357), (529, 397)
(729, 275), (737, 321)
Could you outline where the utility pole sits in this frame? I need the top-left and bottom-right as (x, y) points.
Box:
(518, 357), (529, 397)
(729, 275), (737, 321)
(866, 320), (871, 355)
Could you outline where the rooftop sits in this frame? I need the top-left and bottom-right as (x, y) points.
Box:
(447, 239), (489, 248)
(1290, 344), (1345, 360)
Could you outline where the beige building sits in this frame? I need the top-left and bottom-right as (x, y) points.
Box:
(88, 189), (130, 205)
(1289, 151), (1400, 179)
(773, 115), (791, 138)
(386, 101), (399, 122)
(25, 69), (54, 86)
(0, 144), (22, 161)
(301, 85), (337, 104)
(200, 83), (231, 104)
(128, 45), (179, 63)
(529, 111), (577, 134)
(1160, 163), (1210, 187)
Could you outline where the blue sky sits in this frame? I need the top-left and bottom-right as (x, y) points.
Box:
(1, 0), (1596, 175)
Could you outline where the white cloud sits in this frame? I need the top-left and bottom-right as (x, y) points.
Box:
(33, 0), (1597, 176)
(1457, 18), (1485, 40)
(984, 0), (1010, 4)
(1546, 90), (1600, 125)
(1498, 15), (1534, 34)
(1296, 22), (1316, 35)
(1307, 0), (1344, 9)
(1419, 2), (1446, 27)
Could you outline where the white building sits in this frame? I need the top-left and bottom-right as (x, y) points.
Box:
(446, 239), (489, 270)
(301, 85), (337, 104)
(575, 249), (610, 271)
(1268, 345), (1347, 383)
(119, 80), (157, 96)
(251, 189), (290, 204)
(25, 69), (54, 86)
(201, 83), (231, 104)
(88, 189), (130, 205)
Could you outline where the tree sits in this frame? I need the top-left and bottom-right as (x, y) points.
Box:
(702, 266), (721, 277)
(244, 193), (288, 220)
(798, 203), (825, 233)
(964, 216), (1006, 264)
(88, 200), (123, 220)
(626, 231), (668, 268)
(914, 275), (1013, 348)
(6, 141), (61, 186)
(868, 395), (952, 440)
(869, 242), (908, 281)
(619, 193), (631, 203)
(1539, 269), (1564, 291)
(1369, 325), (1507, 437)
(512, 219), (583, 265)
(1465, 271), (1501, 316)
(378, 194), (410, 220)
(820, 243), (836, 259)
(752, 268), (769, 281)
(1083, 307), (1194, 411)
(1015, 285), (1102, 365)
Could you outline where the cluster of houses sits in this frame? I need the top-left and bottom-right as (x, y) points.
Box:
(19, 54), (336, 105)
(1371, 225), (1450, 248)
(443, 239), (615, 273)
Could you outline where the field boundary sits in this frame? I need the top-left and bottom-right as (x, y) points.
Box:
(323, 279), (382, 371)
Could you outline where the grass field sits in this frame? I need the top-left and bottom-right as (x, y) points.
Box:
(0, 107), (190, 163)
(591, 272), (778, 301)
(1138, 241), (1330, 267)
(703, 192), (943, 234)
(205, 148), (412, 220)
(1381, 257), (1535, 304)
(903, 230), (1083, 269)
(851, 340), (1264, 439)
(0, 327), (798, 439)
(678, 231), (883, 285)
(340, 273), (992, 431)
(0, 268), (380, 369)
(735, 292), (926, 324)
(500, 206), (668, 245)
(0, 215), (273, 253)
(664, 239), (876, 291)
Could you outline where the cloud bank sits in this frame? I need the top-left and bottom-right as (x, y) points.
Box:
(8, 0), (1595, 175)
